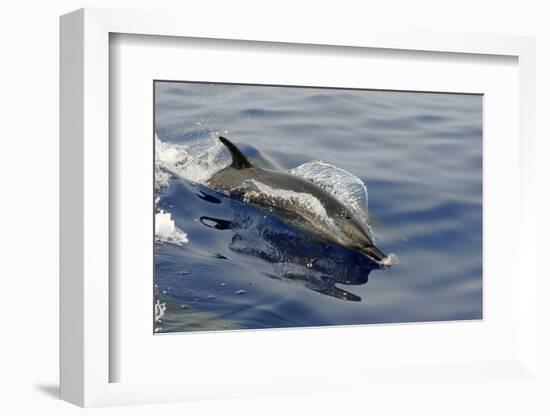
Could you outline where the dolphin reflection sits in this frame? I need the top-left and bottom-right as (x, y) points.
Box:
(200, 206), (379, 302)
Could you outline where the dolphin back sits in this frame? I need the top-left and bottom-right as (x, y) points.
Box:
(219, 137), (253, 169)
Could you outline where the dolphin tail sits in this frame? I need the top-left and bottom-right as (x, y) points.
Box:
(219, 136), (253, 169)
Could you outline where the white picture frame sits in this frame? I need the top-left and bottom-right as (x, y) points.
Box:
(60, 7), (538, 407)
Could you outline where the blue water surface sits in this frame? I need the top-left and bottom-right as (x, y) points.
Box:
(154, 81), (482, 333)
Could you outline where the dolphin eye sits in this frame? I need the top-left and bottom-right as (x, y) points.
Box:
(345, 215), (352, 220)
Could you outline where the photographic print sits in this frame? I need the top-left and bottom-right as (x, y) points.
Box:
(154, 81), (482, 333)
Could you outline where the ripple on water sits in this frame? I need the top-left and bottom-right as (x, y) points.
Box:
(153, 83), (483, 332)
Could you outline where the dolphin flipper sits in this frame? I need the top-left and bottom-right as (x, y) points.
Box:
(219, 137), (253, 169)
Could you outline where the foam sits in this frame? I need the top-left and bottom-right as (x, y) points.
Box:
(155, 134), (230, 187)
(155, 210), (189, 245)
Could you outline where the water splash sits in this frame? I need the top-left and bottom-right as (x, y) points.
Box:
(155, 134), (230, 188)
(290, 160), (373, 237)
(155, 210), (189, 245)
(154, 299), (167, 322)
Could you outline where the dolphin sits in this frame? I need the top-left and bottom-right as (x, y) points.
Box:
(206, 137), (392, 267)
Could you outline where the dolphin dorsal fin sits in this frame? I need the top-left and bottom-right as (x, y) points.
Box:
(219, 136), (253, 169)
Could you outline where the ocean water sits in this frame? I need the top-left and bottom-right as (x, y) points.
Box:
(154, 81), (483, 333)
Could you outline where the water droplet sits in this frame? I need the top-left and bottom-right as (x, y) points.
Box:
(207, 295), (215, 299)
(235, 289), (247, 295)
(220, 283), (227, 287)
(180, 305), (187, 309)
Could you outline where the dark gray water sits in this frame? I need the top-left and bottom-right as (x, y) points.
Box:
(154, 81), (482, 333)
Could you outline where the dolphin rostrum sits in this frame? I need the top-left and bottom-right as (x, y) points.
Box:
(206, 137), (392, 267)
